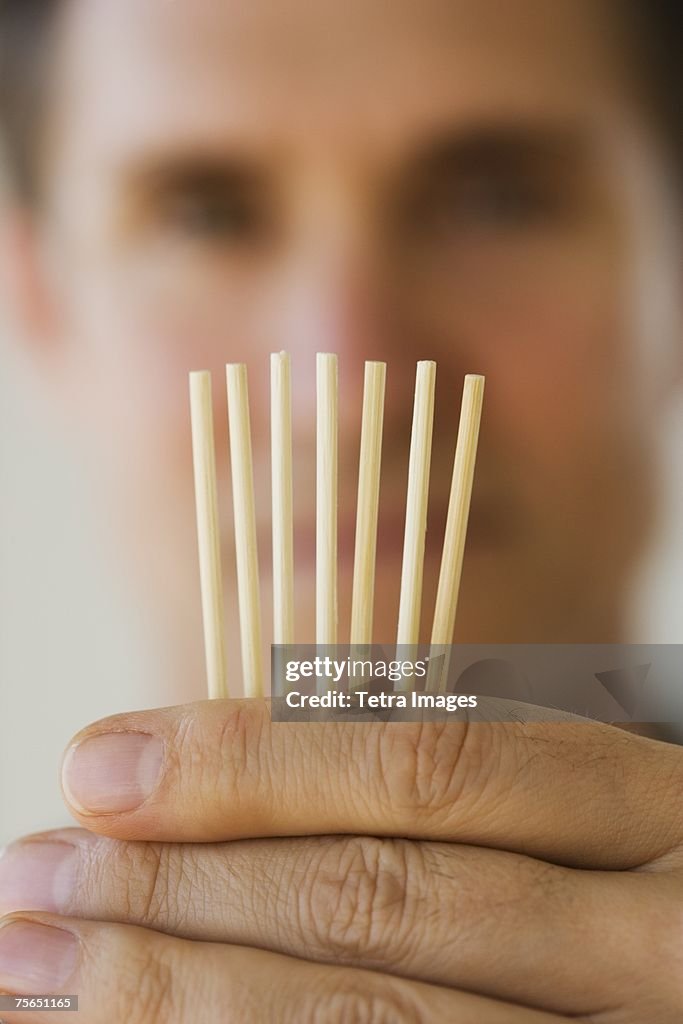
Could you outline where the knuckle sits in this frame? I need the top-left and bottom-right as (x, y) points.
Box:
(98, 841), (190, 932)
(170, 702), (270, 820)
(301, 836), (420, 963)
(131, 844), (173, 926)
(112, 937), (183, 1023)
(379, 721), (497, 829)
(215, 701), (269, 803)
(215, 701), (258, 773)
(310, 980), (422, 1024)
(173, 710), (222, 797)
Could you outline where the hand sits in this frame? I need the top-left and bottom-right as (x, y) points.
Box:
(1, 699), (682, 1021)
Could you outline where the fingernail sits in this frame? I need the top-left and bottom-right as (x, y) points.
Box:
(0, 920), (78, 992)
(0, 843), (78, 916)
(62, 732), (164, 814)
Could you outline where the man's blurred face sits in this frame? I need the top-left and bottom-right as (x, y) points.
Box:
(22, 0), (682, 687)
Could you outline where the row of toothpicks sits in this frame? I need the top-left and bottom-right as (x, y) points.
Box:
(190, 355), (484, 700)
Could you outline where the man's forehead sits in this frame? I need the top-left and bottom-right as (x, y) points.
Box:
(55, 0), (623, 161)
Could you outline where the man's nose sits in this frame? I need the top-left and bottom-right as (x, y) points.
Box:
(272, 250), (420, 444)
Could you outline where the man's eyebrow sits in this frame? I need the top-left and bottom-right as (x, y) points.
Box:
(407, 124), (593, 177)
(117, 155), (268, 198)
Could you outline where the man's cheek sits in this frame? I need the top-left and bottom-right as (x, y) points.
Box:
(482, 289), (628, 458)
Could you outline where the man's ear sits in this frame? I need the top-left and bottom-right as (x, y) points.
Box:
(0, 202), (62, 355)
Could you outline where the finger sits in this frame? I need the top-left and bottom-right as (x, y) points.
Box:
(0, 912), (570, 1024)
(0, 828), (660, 1015)
(60, 698), (683, 867)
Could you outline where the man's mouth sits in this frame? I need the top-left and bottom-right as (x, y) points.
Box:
(221, 493), (505, 575)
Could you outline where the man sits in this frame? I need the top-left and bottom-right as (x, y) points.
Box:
(0, 0), (682, 1018)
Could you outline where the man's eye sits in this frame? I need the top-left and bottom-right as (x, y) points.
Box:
(454, 182), (555, 225)
(418, 177), (568, 236)
(162, 190), (267, 243)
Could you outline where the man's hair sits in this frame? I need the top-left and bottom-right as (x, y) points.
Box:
(0, 0), (681, 204)
(0, 1), (64, 202)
